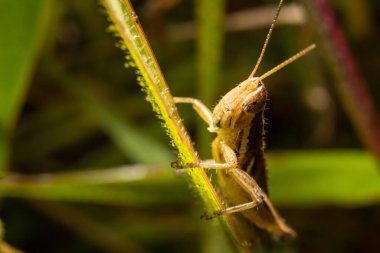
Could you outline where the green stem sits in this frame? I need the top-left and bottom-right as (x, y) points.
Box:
(196, 0), (226, 157)
(101, 0), (223, 215)
(101, 0), (242, 251)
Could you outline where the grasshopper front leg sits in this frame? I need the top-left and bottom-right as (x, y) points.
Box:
(173, 97), (231, 172)
(173, 97), (213, 128)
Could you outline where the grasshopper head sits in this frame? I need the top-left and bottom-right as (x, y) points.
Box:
(209, 77), (267, 132)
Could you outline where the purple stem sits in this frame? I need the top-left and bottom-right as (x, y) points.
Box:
(307, 0), (380, 162)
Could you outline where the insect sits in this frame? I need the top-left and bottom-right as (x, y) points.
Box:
(172, 0), (315, 242)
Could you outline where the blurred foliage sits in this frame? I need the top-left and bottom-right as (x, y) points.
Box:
(0, 0), (52, 175)
(0, 0), (379, 253)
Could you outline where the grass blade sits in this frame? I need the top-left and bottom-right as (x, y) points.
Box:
(0, 150), (378, 207)
(101, 0), (224, 222)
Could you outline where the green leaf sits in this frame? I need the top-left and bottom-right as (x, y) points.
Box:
(0, 0), (52, 174)
(0, 150), (378, 207)
(0, 165), (189, 206)
(269, 150), (380, 207)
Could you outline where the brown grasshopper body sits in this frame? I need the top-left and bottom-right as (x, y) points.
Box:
(172, 0), (315, 244)
(210, 78), (295, 238)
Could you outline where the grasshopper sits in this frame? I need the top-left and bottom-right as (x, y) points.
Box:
(172, 0), (315, 240)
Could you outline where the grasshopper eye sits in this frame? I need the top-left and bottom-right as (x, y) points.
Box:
(242, 101), (258, 113)
(243, 99), (266, 114)
(242, 92), (266, 113)
(242, 101), (256, 109)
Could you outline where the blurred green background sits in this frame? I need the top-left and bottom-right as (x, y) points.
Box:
(0, 0), (379, 252)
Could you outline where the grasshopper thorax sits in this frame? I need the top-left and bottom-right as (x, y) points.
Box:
(209, 77), (267, 132)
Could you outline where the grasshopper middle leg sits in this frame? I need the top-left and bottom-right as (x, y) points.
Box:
(201, 199), (262, 220)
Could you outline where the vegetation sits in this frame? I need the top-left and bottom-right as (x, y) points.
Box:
(0, 0), (379, 252)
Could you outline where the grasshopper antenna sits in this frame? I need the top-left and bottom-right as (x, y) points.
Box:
(249, 0), (284, 79)
(255, 44), (316, 84)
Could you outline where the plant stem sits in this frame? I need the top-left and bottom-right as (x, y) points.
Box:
(303, 0), (380, 166)
(101, 0), (244, 251)
(196, 0), (226, 157)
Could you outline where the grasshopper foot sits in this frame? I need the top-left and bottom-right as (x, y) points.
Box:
(171, 161), (198, 169)
(200, 210), (223, 220)
(171, 161), (198, 177)
(170, 161), (180, 168)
